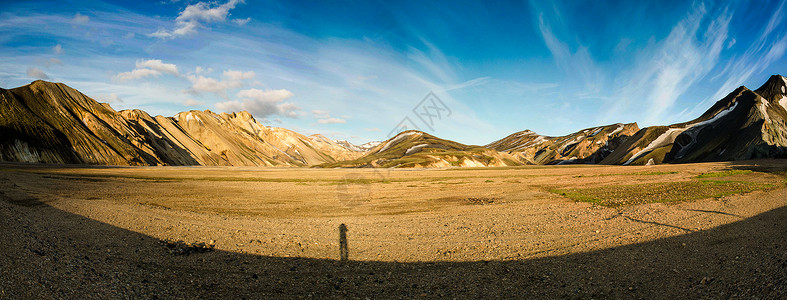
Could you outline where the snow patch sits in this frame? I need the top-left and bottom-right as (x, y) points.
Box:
(185, 113), (194, 122)
(780, 96), (787, 111)
(608, 124), (624, 137)
(588, 127), (602, 137)
(557, 157), (579, 165)
(657, 102), (739, 161)
(558, 135), (584, 153)
(758, 101), (771, 123)
(405, 144), (429, 156)
(378, 131), (421, 153)
(624, 128), (686, 165)
(689, 102), (738, 128)
(508, 136), (546, 152)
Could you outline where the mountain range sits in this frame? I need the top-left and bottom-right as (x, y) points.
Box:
(1, 75), (786, 167)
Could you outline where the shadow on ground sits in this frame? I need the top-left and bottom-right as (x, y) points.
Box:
(0, 178), (785, 299)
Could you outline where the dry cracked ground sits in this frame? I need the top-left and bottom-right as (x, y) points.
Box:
(1, 160), (786, 298)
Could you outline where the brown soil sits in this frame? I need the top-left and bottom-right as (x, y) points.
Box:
(1, 160), (786, 298)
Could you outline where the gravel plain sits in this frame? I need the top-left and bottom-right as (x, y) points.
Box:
(1, 160), (786, 298)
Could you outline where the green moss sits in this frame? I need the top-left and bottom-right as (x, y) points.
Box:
(551, 180), (769, 207)
(574, 171), (678, 178)
(696, 170), (753, 178)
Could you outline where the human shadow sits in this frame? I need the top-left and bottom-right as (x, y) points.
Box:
(1, 180), (785, 299)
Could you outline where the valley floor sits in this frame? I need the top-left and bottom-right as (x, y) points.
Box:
(0, 161), (786, 298)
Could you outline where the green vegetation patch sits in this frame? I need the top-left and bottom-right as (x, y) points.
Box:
(550, 180), (768, 207)
(696, 169), (753, 178)
(574, 171), (678, 178)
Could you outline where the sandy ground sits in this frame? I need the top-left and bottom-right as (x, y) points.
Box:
(0, 160), (786, 298)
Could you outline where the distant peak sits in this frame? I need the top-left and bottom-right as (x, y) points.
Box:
(754, 74), (787, 103)
(28, 79), (58, 88)
(392, 129), (425, 137)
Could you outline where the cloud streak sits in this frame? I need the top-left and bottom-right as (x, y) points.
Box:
(607, 4), (731, 124)
(690, 0), (787, 116)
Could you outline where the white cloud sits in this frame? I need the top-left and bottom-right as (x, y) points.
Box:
(124, 32), (135, 39)
(222, 70), (254, 81)
(114, 59), (180, 82)
(114, 68), (162, 82)
(96, 93), (123, 103)
(26, 67), (49, 79)
(311, 109), (349, 124)
(71, 13), (89, 24)
(317, 117), (346, 124)
(186, 69), (254, 97)
(365, 128), (381, 132)
(215, 88), (298, 118)
(150, 0), (243, 40)
(233, 17), (251, 26)
(312, 110), (330, 118)
(136, 59), (179, 75)
(53, 44), (63, 54)
(183, 99), (204, 106)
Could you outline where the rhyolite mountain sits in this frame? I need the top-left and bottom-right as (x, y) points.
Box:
(2, 76), (786, 167)
(599, 75), (787, 165)
(318, 130), (522, 168)
(486, 123), (640, 164)
(0, 80), (359, 166)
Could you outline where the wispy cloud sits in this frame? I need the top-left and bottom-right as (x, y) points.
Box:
(215, 88), (298, 119)
(71, 13), (89, 25)
(312, 110), (330, 119)
(114, 59), (180, 82)
(688, 0), (787, 117)
(311, 110), (347, 124)
(233, 17), (251, 26)
(604, 4), (731, 124)
(96, 93), (123, 103)
(186, 70), (254, 97)
(150, 0), (245, 40)
(317, 117), (346, 124)
(182, 99), (203, 107)
(52, 44), (63, 54)
(26, 67), (49, 79)
(535, 7), (602, 93)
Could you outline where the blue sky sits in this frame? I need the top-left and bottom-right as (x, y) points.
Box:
(1, 0), (786, 145)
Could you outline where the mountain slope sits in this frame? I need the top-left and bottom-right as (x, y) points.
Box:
(487, 123), (639, 164)
(0, 80), (165, 165)
(318, 130), (521, 168)
(307, 134), (366, 162)
(3, 75), (787, 167)
(0, 80), (354, 166)
(603, 75), (787, 165)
